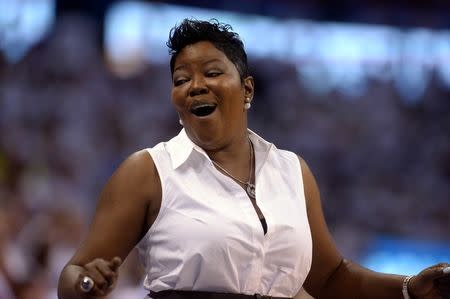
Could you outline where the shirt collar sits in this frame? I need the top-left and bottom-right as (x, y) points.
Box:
(167, 128), (274, 170)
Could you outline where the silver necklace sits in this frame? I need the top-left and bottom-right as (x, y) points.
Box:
(211, 139), (256, 199)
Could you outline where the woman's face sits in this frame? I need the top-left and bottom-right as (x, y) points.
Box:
(171, 41), (254, 151)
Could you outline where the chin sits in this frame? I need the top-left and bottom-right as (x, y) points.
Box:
(186, 126), (222, 149)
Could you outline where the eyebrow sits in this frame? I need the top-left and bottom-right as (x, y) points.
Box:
(173, 58), (223, 72)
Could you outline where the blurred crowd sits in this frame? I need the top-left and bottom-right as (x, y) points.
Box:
(0, 14), (449, 299)
(196, 0), (450, 28)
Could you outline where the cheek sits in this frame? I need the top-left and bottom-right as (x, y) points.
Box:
(220, 82), (244, 106)
(211, 77), (242, 97)
(171, 88), (185, 110)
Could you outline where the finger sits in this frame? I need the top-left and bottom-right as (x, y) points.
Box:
(419, 264), (450, 281)
(90, 284), (108, 297)
(438, 285), (450, 294)
(438, 275), (450, 284)
(437, 288), (450, 299)
(109, 256), (122, 272)
(437, 275), (450, 292)
(84, 264), (109, 291)
(77, 273), (105, 297)
(438, 288), (450, 297)
(96, 262), (117, 287)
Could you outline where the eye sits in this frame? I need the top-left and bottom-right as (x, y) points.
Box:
(174, 78), (188, 86)
(206, 71), (222, 77)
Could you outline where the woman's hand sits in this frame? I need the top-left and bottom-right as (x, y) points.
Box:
(409, 263), (450, 299)
(77, 256), (122, 297)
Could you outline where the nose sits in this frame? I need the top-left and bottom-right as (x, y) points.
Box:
(189, 75), (208, 97)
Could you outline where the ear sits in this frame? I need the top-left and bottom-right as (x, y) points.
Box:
(243, 76), (254, 100)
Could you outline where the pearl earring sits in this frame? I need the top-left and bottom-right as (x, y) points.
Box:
(244, 97), (251, 110)
(179, 118), (184, 126)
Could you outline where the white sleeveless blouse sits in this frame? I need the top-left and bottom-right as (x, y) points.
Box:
(137, 129), (312, 298)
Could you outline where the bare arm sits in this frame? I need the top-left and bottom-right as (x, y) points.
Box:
(299, 157), (405, 299)
(58, 150), (161, 299)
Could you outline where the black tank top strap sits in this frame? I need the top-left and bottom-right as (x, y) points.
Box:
(149, 290), (292, 299)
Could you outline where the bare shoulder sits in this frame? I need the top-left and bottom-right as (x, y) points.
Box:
(100, 149), (162, 231)
(113, 149), (158, 184)
(103, 149), (161, 202)
(69, 149), (161, 265)
(295, 155), (318, 208)
(295, 155), (312, 179)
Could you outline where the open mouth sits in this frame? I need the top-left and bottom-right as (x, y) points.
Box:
(190, 103), (217, 117)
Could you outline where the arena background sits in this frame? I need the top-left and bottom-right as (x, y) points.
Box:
(0, 0), (449, 298)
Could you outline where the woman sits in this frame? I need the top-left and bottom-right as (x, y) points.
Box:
(58, 19), (450, 299)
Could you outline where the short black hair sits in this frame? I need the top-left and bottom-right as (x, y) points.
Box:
(167, 18), (249, 80)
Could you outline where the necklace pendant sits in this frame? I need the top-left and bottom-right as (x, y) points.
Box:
(246, 183), (256, 199)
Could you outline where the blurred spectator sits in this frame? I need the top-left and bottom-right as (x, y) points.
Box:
(0, 203), (16, 299)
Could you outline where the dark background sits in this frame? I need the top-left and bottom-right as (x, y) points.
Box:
(57, 0), (450, 28)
